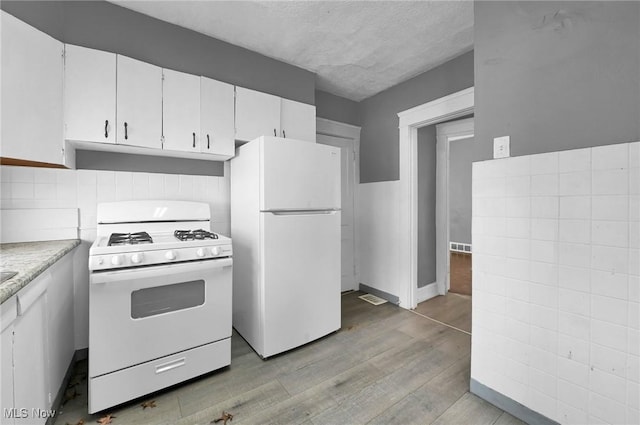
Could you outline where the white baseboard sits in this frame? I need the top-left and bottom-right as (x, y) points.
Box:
(416, 281), (438, 304)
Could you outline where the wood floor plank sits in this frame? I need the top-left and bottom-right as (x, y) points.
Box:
(430, 392), (503, 425)
(176, 351), (282, 416)
(176, 380), (290, 425)
(414, 293), (472, 333)
(277, 328), (411, 396)
(366, 356), (470, 425)
(312, 333), (468, 424)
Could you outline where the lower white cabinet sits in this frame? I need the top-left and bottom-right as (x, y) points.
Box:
(0, 251), (75, 425)
(45, 255), (74, 407)
(1, 297), (17, 425)
(13, 274), (49, 425)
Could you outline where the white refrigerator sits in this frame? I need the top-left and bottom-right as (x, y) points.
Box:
(230, 136), (341, 358)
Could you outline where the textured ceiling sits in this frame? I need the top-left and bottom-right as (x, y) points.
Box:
(110, 1), (474, 101)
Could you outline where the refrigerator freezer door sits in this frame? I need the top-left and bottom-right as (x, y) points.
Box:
(260, 137), (340, 211)
(260, 210), (341, 357)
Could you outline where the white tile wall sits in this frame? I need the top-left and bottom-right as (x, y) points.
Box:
(0, 166), (231, 240)
(471, 141), (640, 425)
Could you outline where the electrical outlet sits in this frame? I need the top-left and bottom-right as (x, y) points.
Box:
(493, 136), (510, 159)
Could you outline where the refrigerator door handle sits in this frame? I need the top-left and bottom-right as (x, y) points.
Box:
(264, 209), (339, 216)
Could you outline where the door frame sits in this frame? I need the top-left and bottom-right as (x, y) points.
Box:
(435, 117), (474, 295)
(397, 87), (474, 309)
(316, 118), (361, 291)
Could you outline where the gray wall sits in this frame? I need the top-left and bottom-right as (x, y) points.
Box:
(359, 50), (474, 183)
(417, 125), (437, 287)
(315, 90), (360, 127)
(1, 1), (315, 105)
(76, 150), (224, 176)
(474, 1), (640, 161)
(449, 136), (474, 244)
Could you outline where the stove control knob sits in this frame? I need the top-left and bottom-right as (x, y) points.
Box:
(196, 248), (205, 257)
(165, 250), (177, 261)
(131, 253), (143, 264)
(111, 255), (122, 266)
(211, 246), (222, 256)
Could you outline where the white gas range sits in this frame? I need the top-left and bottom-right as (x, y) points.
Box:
(88, 200), (232, 414)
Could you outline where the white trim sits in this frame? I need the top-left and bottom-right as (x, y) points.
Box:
(415, 282), (439, 304)
(397, 87), (474, 309)
(316, 117), (361, 139)
(316, 118), (362, 291)
(436, 117), (474, 294)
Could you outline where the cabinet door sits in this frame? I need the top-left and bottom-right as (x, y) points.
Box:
(1, 296), (17, 425)
(14, 274), (49, 425)
(64, 44), (116, 143)
(201, 77), (235, 157)
(162, 68), (200, 153)
(235, 87), (280, 142)
(116, 55), (162, 149)
(1, 11), (64, 165)
(280, 99), (316, 142)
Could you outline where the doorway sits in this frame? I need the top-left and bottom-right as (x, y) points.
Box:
(412, 117), (473, 333)
(316, 118), (361, 292)
(397, 87), (474, 309)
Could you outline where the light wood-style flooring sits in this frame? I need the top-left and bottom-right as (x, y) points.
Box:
(414, 292), (472, 334)
(54, 291), (518, 425)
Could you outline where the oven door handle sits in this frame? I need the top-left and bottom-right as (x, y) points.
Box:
(91, 257), (232, 284)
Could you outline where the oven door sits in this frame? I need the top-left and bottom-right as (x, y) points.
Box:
(89, 258), (232, 378)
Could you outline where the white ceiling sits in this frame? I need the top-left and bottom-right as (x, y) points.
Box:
(110, 1), (474, 101)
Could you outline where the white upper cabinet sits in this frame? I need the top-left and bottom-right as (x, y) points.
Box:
(235, 86), (316, 143)
(64, 44), (116, 144)
(1, 11), (64, 165)
(201, 77), (235, 157)
(235, 87), (281, 142)
(280, 99), (316, 142)
(162, 68), (201, 153)
(116, 55), (162, 149)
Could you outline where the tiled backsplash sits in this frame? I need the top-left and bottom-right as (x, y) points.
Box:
(471, 142), (639, 424)
(0, 164), (231, 241)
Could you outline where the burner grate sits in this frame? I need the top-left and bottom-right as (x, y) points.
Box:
(174, 229), (219, 241)
(108, 232), (153, 246)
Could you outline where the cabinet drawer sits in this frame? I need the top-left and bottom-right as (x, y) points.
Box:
(88, 338), (230, 413)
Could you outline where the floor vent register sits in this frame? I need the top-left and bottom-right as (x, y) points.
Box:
(358, 293), (388, 306)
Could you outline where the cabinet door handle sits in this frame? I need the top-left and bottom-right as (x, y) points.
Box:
(193, 132), (196, 148)
(273, 128), (276, 137)
(282, 129), (286, 138)
(104, 120), (109, 138)
(207, 134), (210, 149)
(124, 122), (128, 140)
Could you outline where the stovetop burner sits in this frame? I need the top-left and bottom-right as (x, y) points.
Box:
(174, 229), (219, 241)
(108, 232), (153, 246)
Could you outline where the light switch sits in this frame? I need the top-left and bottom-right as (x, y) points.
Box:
(493, 136), (510, 159)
